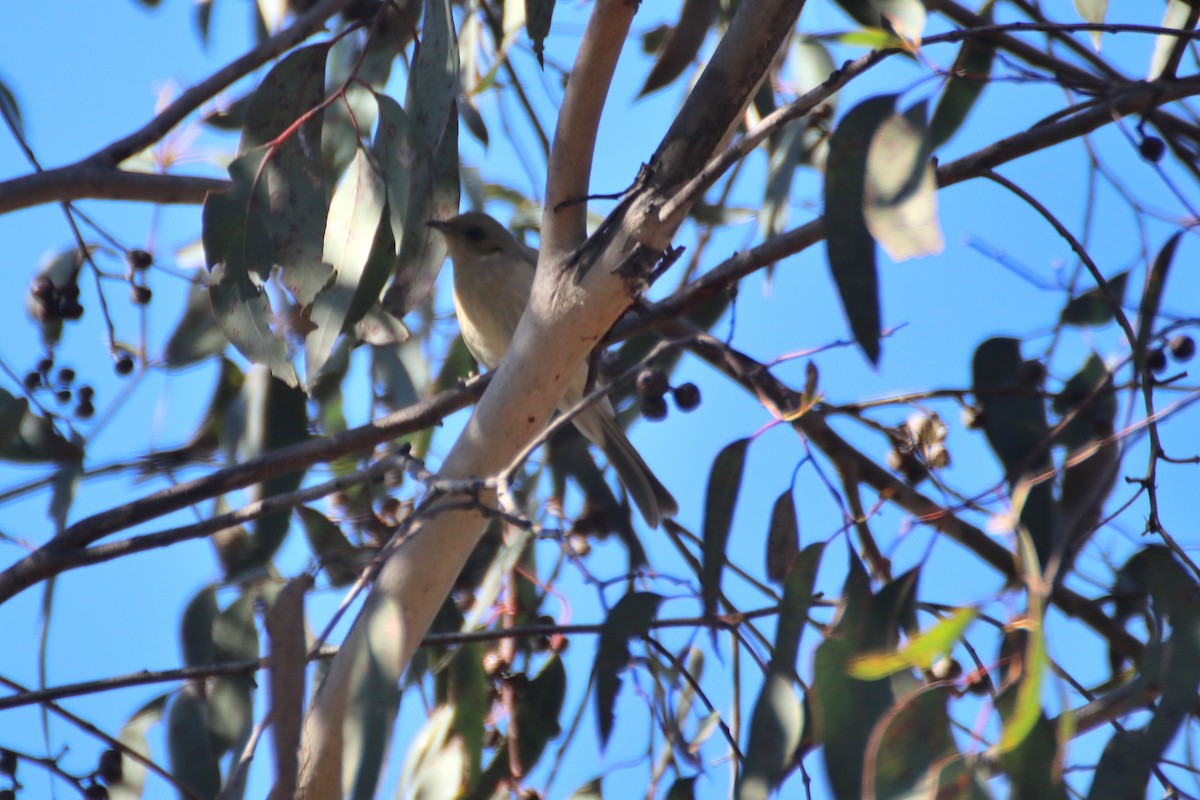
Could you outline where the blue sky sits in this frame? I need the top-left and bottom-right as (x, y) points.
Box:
(1, 1), (1199, 798)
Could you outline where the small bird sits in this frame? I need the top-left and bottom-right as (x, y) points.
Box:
(429, 212), (678, 527)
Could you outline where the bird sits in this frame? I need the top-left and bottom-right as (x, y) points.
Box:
(428, 211), (678, 527)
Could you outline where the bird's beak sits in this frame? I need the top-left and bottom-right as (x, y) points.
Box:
(427, 219), (452, 233)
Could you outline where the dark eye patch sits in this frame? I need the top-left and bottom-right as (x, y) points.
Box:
(465, 226), (485, 242)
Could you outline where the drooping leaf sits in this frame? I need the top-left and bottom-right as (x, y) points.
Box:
(594, 591), (664, 747)
(568, 778), (604, 800)
(398, 705), (467, 800)
(167, 685), (222, 800)
(1073, 0), (1108, 49)
(930, 3), (995, 148)
(971, 337), (1056, 562)
(666, 776), (698, 800)
(180, 585), (219, 667)
(1090, 547), (1200, 799)
(234, 367), (309, 564)
(0, 77), (23, 141)
(863, 100), (943, 262)
(162, 273), (228, 368)
(205, 151), (297, 385)
(765, 489), (801, 584)
(639, 0), (716, 96)
(702, 438), (751, 618)
(306, 146), (390, 385)
(736, 671), (803, 800)
(1052, 352), (1116, 449)
(525, 0), (556, 66)
(774, 542), (825, 669)
(1148, 1), (1197, 79)
(829, 0), (882, 28)
(811, 550), (898, 799)
(297, 505), (367, 587)
(107, 693), (168, 800)
(824, 94), (897, 364)
(1134, 233), (1182, 361)
(240, 43), (333, 307)
(1059, 271), (1128, 327)
(864, 685), (957, 799)
(25, 246), (86, 347)
(0, 389), (81, 464)
(380, 0), (460, 317)
(374, 95), (414, 253)
(265, 575), (311, 799)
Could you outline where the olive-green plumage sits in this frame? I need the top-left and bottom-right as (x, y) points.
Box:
(430, 212), (677, 527)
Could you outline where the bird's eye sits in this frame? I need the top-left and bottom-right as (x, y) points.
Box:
(465, 227), (485, 242)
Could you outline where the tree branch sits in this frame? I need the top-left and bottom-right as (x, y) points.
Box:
(0, 0), (359, 214)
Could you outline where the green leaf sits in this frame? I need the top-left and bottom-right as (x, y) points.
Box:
(848, 606), (977, 679)
(205, 151), (297, 385)
(737, 671), (803, 800)
(1052, 352), (1116, 449)
(307, 146), (390, 385)
(162, 273), (228, 368)
(829, 0), (882, 28)
(568, 777), (604, 800)
(594, 591), (664, 747)
(863, 100), (943, 262)
(1059, 271), (1128, 327)
(774, 542), (825, 669)
(240, 43), (332, 307)
(235, 368), (309, 563)
(811, 551), (898, 799)
(297, 505), (365, 587)
(381, 0), (461, 316)
(765, 489), (801, 584)
(0, 389), (81, 464)
(264, 576), (310, 800)
(0, 77), (23, 141)
(374, 95), (414, 253)
(525, 0), (556, 66)
(824, 94), (896, 364)
(702, 438), (751, 618)
(107, 693), (168, 800)
(398, 706), (467, 800)
(167, 685), (222, 800)
(930, 4), (995, 149)
(638, 0), (716, 96)
(971, 337), (1056, 562)
(865, 685), (957, 798)
(1135, 233), (1182, 361)
(180, 586), (218, 667)
(666, 776), (698, 800)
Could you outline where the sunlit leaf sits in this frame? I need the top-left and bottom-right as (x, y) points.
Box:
(1148, 1), (1196, 79)
(1073, 0), (1108, 49)
(863, 101), (943, 262)
(107, 694), (168, 800)
(306, 146), (390, 385)
(848, 607), (977, 679)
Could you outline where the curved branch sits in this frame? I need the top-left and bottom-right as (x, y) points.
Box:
(0, 0), (359, 214)
(0, 376), (483, 604)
